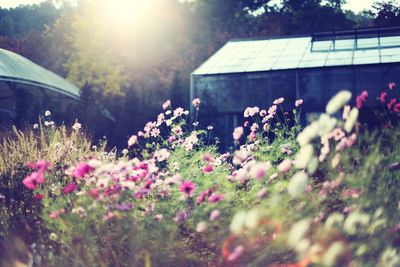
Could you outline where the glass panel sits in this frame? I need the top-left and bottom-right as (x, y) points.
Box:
(380, 47), (400, 63)
(326, 50), (353, 66)
(353, 49), (380, 65)
(0, 81), (15, 124)
(357, 37), (379, 49)
(380, 36), (400, 48)
(334, 39), (354, 50)
(312, 40), (332, 51)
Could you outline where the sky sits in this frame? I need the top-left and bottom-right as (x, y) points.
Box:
(0, 0), (381, 13)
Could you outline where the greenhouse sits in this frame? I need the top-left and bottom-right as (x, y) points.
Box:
(191, 27), (400, 147)
(0, 48), (81, 127)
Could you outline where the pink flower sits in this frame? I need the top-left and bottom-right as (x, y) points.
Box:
(162, 100), (171, 110)
(380, 92), (387, 103)
(192, 98), (201, 108)
(196, 191), (208, 205)
(87, 188), (99, 199)
(387, 98), (397, 110)
(72, 162), (94, 178)
(394, 103), (400, 113)
(34, 194), (44, 200)
(278, 159), (292, 173)
(179, 180), (196, 197)
(203, 165), (214, 174)
(259, 110), (267, 117)
(389, 82), (396, 90)
(202, 153), (214, 163)
(233, 127), (244, 141)
(295, 99), (303, 107)
(268, 105), (277, 116)
(346, 133), (357, 148)
(63, 182), (77, 194)
(22, 172), (45, 190)
(273, 97), (284, 105)
(243, 107), (259, 117)
(208, 193), (224, 203)
(128, 135), (137, 147)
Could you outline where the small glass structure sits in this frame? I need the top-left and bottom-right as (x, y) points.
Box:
(191, 27), (400, 147)
(0, 48), (81, 127)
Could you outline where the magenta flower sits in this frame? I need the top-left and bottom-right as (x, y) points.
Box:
(208, 193), (224, 203)
(27, 160), (50, 172)
(22, 172), (45, 190)
(394, 103), (400, 113)
(63, 182), (77, 194)
(356, 90), (368, 109)
(380, 92), (387, 103)
(72, 162), (94, 179)
(202, 165), (214, 174)
(196, 191), (208, 205)
(388, 98), (397, 110)
(87, 188), (99, 199)
(179, 180), (196, 197)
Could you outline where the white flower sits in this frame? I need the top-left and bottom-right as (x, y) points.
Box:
(287, 218), (311, 247)
(245, 209), (261, 230)
(297, 121), (319, 146)
(307, 157), (319, 174)
(318, 114), (337, 136)
(294, 144), (314, 169)
(196, 221), (207, 233)
(33, 123), (39, 129)
(45, 110), (51, 116)
(230, 210), (247, 234)
(325, 90), (352, 114)
(128, 135), (137, 147)
(379, 247), (400, 267)
(322, 241), (346, 266)
(287, 171), (308, 198)
(325, 213), (345, 229)
(72, 121), (81, 131)
(344, 107), (359, 133)
(122, 149), (129, 155)
(343, 211), (370, 235)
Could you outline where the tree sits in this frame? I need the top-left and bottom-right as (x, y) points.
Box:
(372, 0), (400, 27)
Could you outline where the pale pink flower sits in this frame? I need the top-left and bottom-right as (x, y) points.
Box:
(278, 159), (292, 173)
(346, 133), (357, 148)
(263, 123), (270, 131)
(210, 209), (221, 221)
(227, 245), (244, 262)
(157, 113), (165, 125)
(259, 109), (267, 117)
(331, 128), (345, 141)
(273, 97), (284, 105)
(173, 107), (185, 117)
(233, 126), (244, 141)
(202, 153), (214, 163)
(389, 82), (396, 90)
(128, 135), (138, 147)
(331, 153), (341, 169)
(162, 100), (171, 110)
(192, 98), (201, 108)
(196, 221), (207, 232)
(196, 191), (208, 205)
(250, 123), (258, 132)
(208, 193), (224, 203)
(268, 105), (277, 116)
(249, 162), (267, 180)
(150, 128), (160, 137)
(257, 188), (268, 198)
(342, 105), (351, 120)
(295, 99), (303, 107)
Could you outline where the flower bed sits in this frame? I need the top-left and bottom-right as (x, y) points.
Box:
(1, 85), (400, 267)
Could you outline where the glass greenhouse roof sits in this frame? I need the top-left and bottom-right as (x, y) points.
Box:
(0, 48), (80, 99)
(193, 27), (400, 75)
